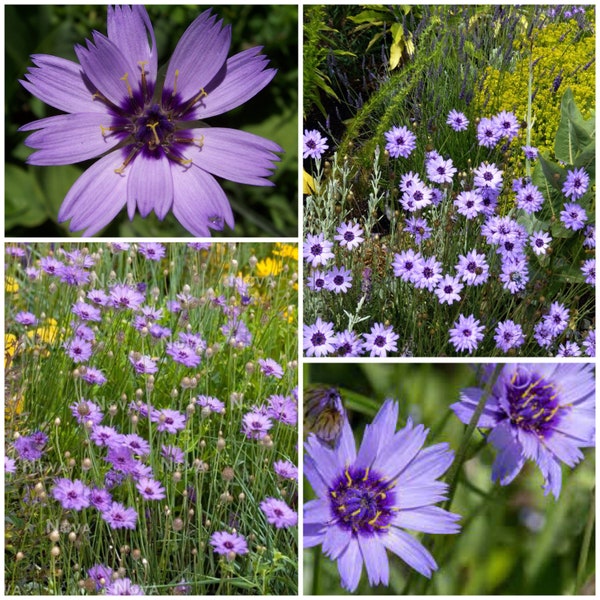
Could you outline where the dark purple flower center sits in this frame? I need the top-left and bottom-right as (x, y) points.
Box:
(437, 166), (445, 175)
(329, 466), (396, 535)
(462, 328), (472, 337)
(310, 244), (323, 256)
(467, 262), (477, 273)
(504, 369), (563, 434)
(535, 239), (544, 247)
(311, 332), (326, 346)
(315, 278), (324, 288)
(444, 285), (453, 294)
(395, 136), (405, 145)
(414, 191), (423, 202)
(466, 200), (474, 208)
(344, 232), (355, 241)
(374, 335), (386, 348)
(573, 177), (582, 188)
(333, 275), (344, 286)
(306, 139), (316, 149)
(423, 267), (433, 278)
(405, 261), (413, 270)
(483, 171), (493, 181)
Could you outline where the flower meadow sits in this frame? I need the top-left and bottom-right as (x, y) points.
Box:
(304, 363), (595, 595)
(303, 5), (595, 357)
(6, 5), (298, 237)
(5, 242), (298, 594)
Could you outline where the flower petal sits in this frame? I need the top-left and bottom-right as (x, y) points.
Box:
(304, 522), (326, 549)
(543, 431), (584, 468)
(383, 528), (437, 578)
(190, 47), (276, 119)
(20, 54), (103, 114)
(20, 113), (122, 166)
(303, 498), (330, 525)
(126, 152), (173, 219)
(451, 387), (502, 428)
(170, 164), (234, 236)
(393, 505), (461, 534)
(75, 32), (140, 107)
(397, 442), (454, 485)
(375, 418), (429, 478)
(488, 421), (525, 486)
(192, 127), (281, 186)
(355, 399), (398, 469)
(58, 153), (127, 235)
(164, 10), (231, 103)
(322, 524), (352, 561)
(396, 482), (449, 509)
(107, 5), (157, 83)
(358, 534), (389, 587)
(337, 538), (362, 592)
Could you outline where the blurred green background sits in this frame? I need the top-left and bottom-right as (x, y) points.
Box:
(304, 363), (595, 595)
(6, 5), (298, 237)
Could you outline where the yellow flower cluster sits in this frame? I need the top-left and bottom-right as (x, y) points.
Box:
(474, 14), (595, 160)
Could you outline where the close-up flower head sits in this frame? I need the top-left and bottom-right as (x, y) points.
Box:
(8, 5), (298, 237)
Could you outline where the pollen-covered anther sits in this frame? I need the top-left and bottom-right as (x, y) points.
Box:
(120, 72), (134, 99)
(174, 135), (205, 149)
(146, 122), (161, 147)
(137, 61), (149, 94)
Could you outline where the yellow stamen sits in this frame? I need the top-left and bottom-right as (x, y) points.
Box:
(114, 147), (140, 174)
(544, 406), (559, 421)
(120, 73), (133, 99)
(362, 467), (370, 482)
(330, 490), (337, 499)
(350, 509), (361, 517)
(146, 122), (161, 147)
(532, 407), (545, 420)
(368, 511), (381, 526)
(138, 60), (149, 95)
(345, 469), (352, 486)
(172, 69), (180, 97)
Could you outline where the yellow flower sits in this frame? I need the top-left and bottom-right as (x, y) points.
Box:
(256, 257), (283, 278)
(27, 318), (59, 345)
(273, 243), (298, 261)
(5, 333), (18, 368)
(303, 170), (316, 194)
(6, 276), (19, 293)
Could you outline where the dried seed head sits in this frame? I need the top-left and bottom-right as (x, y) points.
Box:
(82, 458), (92, 471)
(51, 546), (61, 557)
(68, 532), (77, 542)
(16, 551), (25, 562)
(132, 549), (142, 560)
(216, 437), (226, 451)
(245, 362), (255, 374)
(172, 518), (184, 532)
(49, 530), (60, 543)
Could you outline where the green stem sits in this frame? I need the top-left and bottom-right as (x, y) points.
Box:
(311, 545), (322, 595)
(575, 487), (595, 593)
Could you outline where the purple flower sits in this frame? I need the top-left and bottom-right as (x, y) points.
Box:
(306, 270), (327, 292)
(304, 318), (336, 357)
(258, 357), (284, 379)
(333, 329), (365, 357)
(260, 497), (298, 528)
(530, 230), (552, 255)
(515, 182), (544, 213)
(543, 301), (570, 335)
(583, 225), (595, 248)
(456, 250), (489, 286)
(583, 329), (595, 357)
(153, 409), (187, 434)
(5, 457), (17, 474)
(80, 366), (107, 386)
(500, 256), (529, 294)
(562, 167), (590, 200)
(122, 433), (151, 456)
(40, 256), (64, 275)
(304, 399), (460, 591)
(581, 258), (595, 285)
(560, 202), (587, 230)
(210, 531), (248, 559)
(64, 336), (93, 363)
(473, 162), (503, 194)
(454, 190), (484, 219)
(392, 248), (422, 283)
(303, 233), (334, 267)
(533, 320), (556, 349)
(71, 301), (102, 322)
(435, 274), (463, 305)
(108, 283), (145, 310)
(91, 425), (123, 447)
(90, 487), (113, 511)
(161, 445), (185, 464)
(242, 411), (273, 439)
(138, 242), (166, 261)
(105, 578), (144, 595)
(15, 311), (38, 326)
(196, 395), (225, 414)
(87, 289), (110, 306)
(325, 265), (353, 294)
(273, 459), (298, 481)
(52, 478), (91, 511)
(102, 501), (138, 529)
(492, 110), (520, 140)
(405, 215), (432, 243)
(20, 7), (280, 236)
(384, 125), (416, 158)
(335, 221), (364, 250)
(221, 317), (252, 347)
(267, 394), (297, 426)
(556, 341), (582, 357)
(400, 181), (432, 212)
(56, 264), (90, 285)
(449, 314), (485, 354)
(413, 256), (442, 291)
(451, 364), (595, 498)
(494, 320), (525, 353)
(303, 129), (329, 159)
(363, 323), (399, 358)
(446, 109), (469, 131)
(399, 171), (421, 192)
(70, 398), (104, 425)
(136, 477), (166, 500)
(476, 117), (501, 148)
(522, 145), (538, 160)
(129, 353), (158, 374)
(166, 341), (201, 367)
(13, 431), (48, 461)
(426, 154), (456, 185)
(88, 564), (113, 591)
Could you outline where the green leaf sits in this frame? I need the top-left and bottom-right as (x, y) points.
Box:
(554, 88), (594, 163)
(5, 165), (47, 229)
(537, 153), (565, 193)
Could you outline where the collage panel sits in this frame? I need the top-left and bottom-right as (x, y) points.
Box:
(303, 362), (595, 595)
(302, 5), (595, 358)
(5, 242), (298, 594)
(6, 5), (298, 238)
